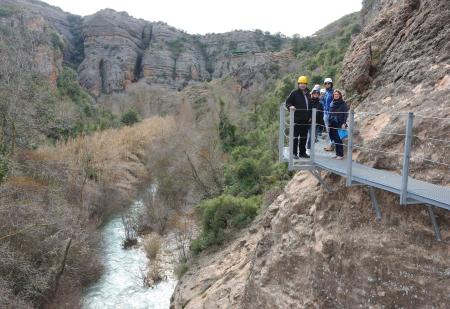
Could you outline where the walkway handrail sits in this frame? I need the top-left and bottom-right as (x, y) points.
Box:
(310, 108), (316, 162)
(288, 107), (294, 170)
(279, 103), (448, 241)
(400, 112), (414, 204)
(279, 104), (285, 162)
(346, 110), (355, 186)
(279, 103), (449, 202)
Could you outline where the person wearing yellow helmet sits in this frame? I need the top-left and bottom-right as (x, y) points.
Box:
(285, 75), (311, 159)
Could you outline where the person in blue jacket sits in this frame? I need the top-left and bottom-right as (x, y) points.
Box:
(318, 88), (326, 137)
(328, 89), (348, 160)
(322, 77), (335, 151)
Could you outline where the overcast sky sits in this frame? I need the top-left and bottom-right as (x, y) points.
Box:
(42, 0), (362, 37)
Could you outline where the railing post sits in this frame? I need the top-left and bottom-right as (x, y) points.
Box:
(288, 108), (295, 170)
(279, 103), (285, 162)
(400, 112), (414, 204)
(310, 108), (316, 163)
(346, 110), (354, 186)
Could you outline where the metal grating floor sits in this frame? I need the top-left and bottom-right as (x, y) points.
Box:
(282, 139), (450, 210)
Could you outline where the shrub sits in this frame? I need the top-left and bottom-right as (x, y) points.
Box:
(0, 145), (8, 183)
(143, 233), (162, 260)
(0, 5), (20, 17)
(121, 109), (139, 126)
(167, 39), (184, 60)
(218, 99), (240, 152)
(122, 214), (138, 248)
(191, 195), (260, 253)
(57, 67), (93, 106)
(174, 261), (189, 279)
(50, 31), (65, 51)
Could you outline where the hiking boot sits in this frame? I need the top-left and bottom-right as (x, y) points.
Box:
(293, 155), (300, 160)
(300, 153), (310, 159)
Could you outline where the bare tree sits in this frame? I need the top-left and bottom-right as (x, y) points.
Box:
(174, 216), (195, 262)
(121, 214), (138, 248)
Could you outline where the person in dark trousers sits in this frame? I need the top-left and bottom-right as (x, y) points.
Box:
(285, 75), (311, 159)
(323, 78), (335, 151)
(318, 88), (326, 137)
(307, 85), (324, 150)
(328, 89), (349, 160)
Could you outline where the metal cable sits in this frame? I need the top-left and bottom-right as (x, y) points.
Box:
(411, 156), (450, 168)
(413, 135), (450, 145)
(288, 123), (349, 131)
(414, 115), (450, 121)
(378, 131), (407, 137)
(286, 109), (349, 114)
(353, 145), (404, 157)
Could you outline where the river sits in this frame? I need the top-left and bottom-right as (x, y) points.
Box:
(82, 198), (177, 309)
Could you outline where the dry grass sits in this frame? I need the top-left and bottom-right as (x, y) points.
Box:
(0, 116), (177, 307)
(37, 116), (176, 211)
(143, 233), (162, 260)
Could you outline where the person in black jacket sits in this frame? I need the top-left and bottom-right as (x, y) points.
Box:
(307, 85), (325, 150)
(328, 90), (349, 160)
(285, 75), (311, 159)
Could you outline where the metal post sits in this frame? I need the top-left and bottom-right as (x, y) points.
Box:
(310, 108), (316, 163)
(279, 103), (285, 162)
(369, 187), (382, 221)
(400, 112), (414, 205)
(427, 206), (442, 241)
(310, 170), (332, 192)
(346, 110), (354, 186)
(288, 108), (295, 170)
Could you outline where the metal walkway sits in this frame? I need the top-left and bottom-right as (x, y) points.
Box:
(278, 105), (450, 241)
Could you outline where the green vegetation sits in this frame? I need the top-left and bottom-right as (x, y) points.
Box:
(191, 195), (260, 253)
(191, 80), (294, 253)
(120, 109), (139, 126)
(57, 66), (90, 104)
(50, 31), (65, 51)
(56, 66), (120, 138)
(67, 14), (85, 67)
(0, 4), (20, 17)
(174, 260), (189, 279)
(291, 12), (360, 87)
(0, 145), (8, 182)
(167, 39), (184, 60)
(190, 14), (360, 255)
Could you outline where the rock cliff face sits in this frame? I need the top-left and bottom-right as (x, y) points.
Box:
(78, 9), (289, 96)
(1, 0), (289, 97)
(171, 0), (450, 308)
(0, 0), (64, 87)
(341, 0), (450, 184)
(77, 9), (147, 97)
(1, 0), (84, 67)
(172, 172), (450, 308)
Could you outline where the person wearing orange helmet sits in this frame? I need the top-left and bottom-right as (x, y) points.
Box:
(285, 75), (311, 159)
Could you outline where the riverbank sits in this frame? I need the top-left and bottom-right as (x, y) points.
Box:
(83, 198), (177, 309)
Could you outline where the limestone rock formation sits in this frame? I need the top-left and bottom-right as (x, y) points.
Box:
(1, 0), (290, 97)
(172, 171), (450, 308)
(77, 9), (147, 96)
(0, 1), (64, 87)
(341, 0), (450, 184)
(1, 0), (84, 67)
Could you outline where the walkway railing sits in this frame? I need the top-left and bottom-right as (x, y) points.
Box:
(279, 103), (450, 241)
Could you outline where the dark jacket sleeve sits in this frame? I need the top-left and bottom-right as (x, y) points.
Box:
(285, 91), (295, 109)
(342, 101), (349, 124)
(336, 102), (349, 126)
